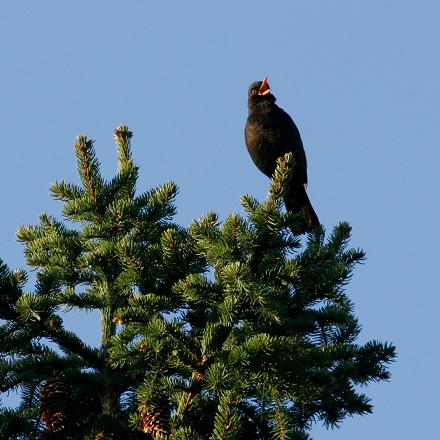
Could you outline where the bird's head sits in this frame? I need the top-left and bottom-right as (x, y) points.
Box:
(248, 76), (276, 109)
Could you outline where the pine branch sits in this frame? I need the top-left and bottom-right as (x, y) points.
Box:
(211, 391), (242, 440)
(114, 124), (134, 172)
(45, 325), (101, 368)
(75, 134), (102, 199)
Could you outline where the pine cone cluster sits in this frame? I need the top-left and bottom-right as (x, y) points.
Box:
(139, 399), (170, 437)
(40, 378), (70, 433)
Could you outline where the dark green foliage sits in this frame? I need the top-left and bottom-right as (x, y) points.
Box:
(109, 153), (396, 438)
(0, 126), (202, 439)
(0, 128), (395, 439)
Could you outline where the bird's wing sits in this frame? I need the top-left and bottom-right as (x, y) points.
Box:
(275, 107), (308, 185)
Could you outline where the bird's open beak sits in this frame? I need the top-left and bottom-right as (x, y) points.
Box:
(258, 76), (271, 95)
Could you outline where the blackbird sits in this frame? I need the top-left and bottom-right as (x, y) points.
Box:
(245, 76), (320, 232)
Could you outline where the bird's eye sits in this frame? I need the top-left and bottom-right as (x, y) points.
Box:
(251, 89), (257, 96)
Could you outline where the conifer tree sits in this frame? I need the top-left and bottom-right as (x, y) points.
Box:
(110, 152), (396, 438)
(0, 127), (395, 439)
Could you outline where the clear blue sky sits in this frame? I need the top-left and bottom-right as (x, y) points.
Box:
(1, 1), (439, 438)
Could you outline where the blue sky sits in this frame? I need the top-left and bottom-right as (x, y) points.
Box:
(0, 1), (439, 438)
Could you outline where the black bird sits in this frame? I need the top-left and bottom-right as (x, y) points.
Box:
(245, 76), (320, 232)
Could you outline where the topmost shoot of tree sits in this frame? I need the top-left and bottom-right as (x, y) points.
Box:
(0, 125), (395, 439)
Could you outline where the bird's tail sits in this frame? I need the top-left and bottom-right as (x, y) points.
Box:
(301, 194), (320, 231)
(284, 185), (320, 233)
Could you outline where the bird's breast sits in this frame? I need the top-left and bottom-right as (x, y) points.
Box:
(245, 120), (285, 177)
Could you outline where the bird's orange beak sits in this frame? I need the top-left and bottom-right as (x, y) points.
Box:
(258, 76), (271, 95)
